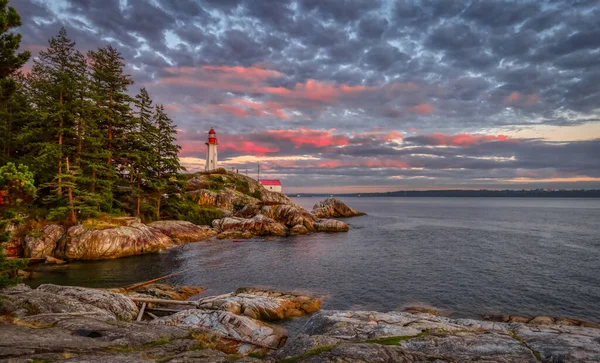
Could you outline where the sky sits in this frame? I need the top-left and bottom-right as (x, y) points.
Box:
(14, 0), (600, 193)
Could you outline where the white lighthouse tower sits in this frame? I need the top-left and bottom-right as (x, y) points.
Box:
(205, 128), (218, 171)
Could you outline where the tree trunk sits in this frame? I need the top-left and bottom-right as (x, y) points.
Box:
(6, 106), (12, 160)
(136, 177), (141, 217)
(58, 90), (63, 195)
(91, 169), (96, 193)
(107, 87), (113, 166)
(156, 194), (161, 220)
(66, 157), (76, 224)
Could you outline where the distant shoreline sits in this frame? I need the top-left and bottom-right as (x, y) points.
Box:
(290, 190), (600, 198)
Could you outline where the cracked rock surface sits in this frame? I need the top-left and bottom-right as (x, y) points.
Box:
(276, 310), (600, 362)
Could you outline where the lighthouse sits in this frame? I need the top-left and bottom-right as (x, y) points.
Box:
(205, 128), (218, 171)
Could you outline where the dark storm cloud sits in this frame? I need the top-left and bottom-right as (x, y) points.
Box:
(11, 0), (600, 190)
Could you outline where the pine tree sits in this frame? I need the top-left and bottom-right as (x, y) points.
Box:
(88, 45), (133, 174)
(26, 28), (82, 188)
(0, 0), (30, 165)
(0, 0), (30, 102)
(129, 87), (157, 217)
(151, 104), (184, 220)
(0, 74), (31, 165)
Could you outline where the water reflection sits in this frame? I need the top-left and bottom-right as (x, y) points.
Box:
(31, 197), (600, 324)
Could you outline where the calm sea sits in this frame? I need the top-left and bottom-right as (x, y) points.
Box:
(31, 197), (600, 324)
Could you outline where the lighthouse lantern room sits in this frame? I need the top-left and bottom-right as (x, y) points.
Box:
(205, 128), (218, 171)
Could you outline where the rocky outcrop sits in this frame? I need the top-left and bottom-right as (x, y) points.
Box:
(115, 283), (205, 301)
(55, 223), (176, 260)
(212, 215), (288, 239)
(197, 287), (321, 321)
(314, 218), (349, 232)
(147, 220), (216, 243)
(0, 284), (139, 321)
(22, 224), (65, 258)
(276, 310), (600, 362)
(483, 313), (600, 328)
(312, 198), (365, 218)
(151, 309), (288, 354)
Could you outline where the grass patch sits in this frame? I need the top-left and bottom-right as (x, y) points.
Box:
(278, 345), (335, 363)
(365, 329), (430, 345)
(509, 329), (543, 361)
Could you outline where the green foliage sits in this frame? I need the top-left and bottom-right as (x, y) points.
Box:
(0, 241), (28, 288)
(0, 13), (185, 226)
(0, 0), (30, 103)
(161, 196), (223, 226)
(0, 162), (36, 210)
(365, 330), (430, 345)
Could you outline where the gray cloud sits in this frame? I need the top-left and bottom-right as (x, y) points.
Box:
(11, 0), (600, 190)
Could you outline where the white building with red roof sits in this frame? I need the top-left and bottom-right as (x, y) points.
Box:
(259, 179), (282, 193)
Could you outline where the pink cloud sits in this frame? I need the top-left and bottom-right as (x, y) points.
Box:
(268, 158), (409, 170)
(527, 94), (540, 104)
(423, 132), (511, 146)
(267, 128), (350, 148)
(220, 141), (280, 155)
(411, 103), (434, 114)
(506, 92), (520, 102)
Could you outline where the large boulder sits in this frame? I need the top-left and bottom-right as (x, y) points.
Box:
(314, 218), (349, 232)
(212, 214), (288, 238)
(22, 224), (65, 258)
(246, 204), (316, 232)
(147, 220), (216, 243)
(312, 198), (365, 218)
(0, 284), (139, 321)
(150, 309), (288, 354)
(55, 223), (176, 260)
(197, 287), (320, 321)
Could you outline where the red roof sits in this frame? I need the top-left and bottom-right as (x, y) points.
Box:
(259, 179), (281, 186)
(208, 128), (216, 134)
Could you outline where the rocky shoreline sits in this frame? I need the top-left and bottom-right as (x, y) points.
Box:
(1, 283), (599, 362)
(8, 169), (365, 262)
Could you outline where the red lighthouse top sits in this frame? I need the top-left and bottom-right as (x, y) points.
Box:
(207, 128), (217, 144)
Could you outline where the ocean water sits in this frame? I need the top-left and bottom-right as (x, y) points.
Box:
(31, 197), (600, 323)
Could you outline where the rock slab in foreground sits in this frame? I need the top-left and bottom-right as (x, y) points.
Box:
(277, 310), (600, 362)
(312, 198), (365, 218)
(0, 284), (139, 322)
(197, 287), (321, 321)
(150, 309), (287, 354)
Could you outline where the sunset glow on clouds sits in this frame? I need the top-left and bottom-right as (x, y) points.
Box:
(16, 0), (600, 192)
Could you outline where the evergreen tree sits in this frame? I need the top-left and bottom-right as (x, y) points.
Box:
(25, 28), (82, 187)
(0, 73), (31, 165)
(87, 45), (133, 176)
(0, 0), (30, 164)
(151, 104), (184, 219)
(0, 0), (30, 102)
(129, 87), (157, 217)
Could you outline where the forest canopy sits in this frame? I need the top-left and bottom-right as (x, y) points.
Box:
(0, 3), (185, 224)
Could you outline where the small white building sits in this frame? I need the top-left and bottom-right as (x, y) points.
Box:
(260, 179), (282, 193)
(205, 128), (218, 171)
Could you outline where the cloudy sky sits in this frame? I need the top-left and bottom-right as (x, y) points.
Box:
(14, 0), (600, 193)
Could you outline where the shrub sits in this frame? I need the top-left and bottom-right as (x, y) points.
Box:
(161, 196), (224, 226)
